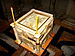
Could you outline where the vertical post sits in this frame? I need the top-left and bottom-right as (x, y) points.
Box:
(35, 16), (40, 53)
(11, 7), (21, 44)
(11, 7), (16, 24)
(36, 16), (39, 34)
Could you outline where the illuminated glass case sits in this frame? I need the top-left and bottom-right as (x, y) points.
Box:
(10, 9), (53, 53)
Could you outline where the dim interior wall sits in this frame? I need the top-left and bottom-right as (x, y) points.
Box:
(54, 0), (69, 16)
(66, 0), (75, 18)
(1, 0), (75, 21)
(41, 0), (50, 12)
(0, 0), (33, 20)
(62, 0), (75, 27)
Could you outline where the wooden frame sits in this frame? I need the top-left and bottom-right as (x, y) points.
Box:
(10, 9), (53, 53)
(10, 9), (53, 36)
(15, 33), (55, 56)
